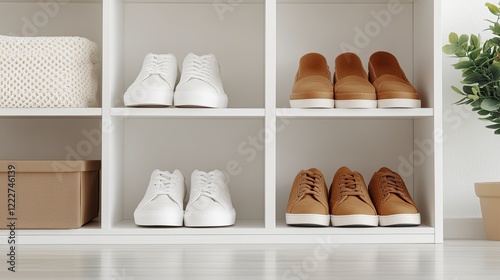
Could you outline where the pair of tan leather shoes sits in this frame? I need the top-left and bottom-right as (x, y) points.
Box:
(290, 52), (421, 109)
(285, 166), (421, 227)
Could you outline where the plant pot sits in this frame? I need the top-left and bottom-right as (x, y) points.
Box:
(475, 182), (500, 241)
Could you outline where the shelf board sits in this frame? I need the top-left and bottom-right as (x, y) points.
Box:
(277, 108), (434, 119)
(123, 0), (263, 3)
(0, 0), (101, 2)
(121, 0), (412, 3)
(277, 0), (414, 3)
(111, 219), (266, 235)
(111, 108), (265, 118)
(0, 108), (102, 117)
(1, 220), (436, 244)
(275, 220), (435, 235)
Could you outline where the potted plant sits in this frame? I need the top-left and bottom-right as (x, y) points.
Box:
(443, 2), (500, 241)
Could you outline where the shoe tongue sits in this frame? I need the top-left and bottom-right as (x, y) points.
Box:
(378, 167), (393, 173)
(338, 166), (353, 174)
(152, 169), (165, 177)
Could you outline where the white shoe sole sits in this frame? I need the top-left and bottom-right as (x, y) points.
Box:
(124, 88), (173, 107)
(184, 209), (236, 227)
(378, 98), (421, 108)
(290, 99), (334, 108)
(335, 99), (377, 109)
(379, 213), (421, 226)
(174, 90), (228, 108)
(134, 211), (184, 226)
(286, 213), (330, 226)
(331, 214), (378, 227)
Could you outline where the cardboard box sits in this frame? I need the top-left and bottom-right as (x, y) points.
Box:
(0, 160), (100, 229)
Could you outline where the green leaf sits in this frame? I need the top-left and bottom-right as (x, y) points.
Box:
(468, 94), (480, 101)
(480, 116), (496, 121)
(458, 34), (469, 46)
(451, 86), (465, 95)
(442, 44), (458, 55)
(489, 37), (500, 47)
(463, 85), (474, 94)
(481, 98), (500, 111)
(494, 128), (500, 134)
(470, 34), (480, 49)
(489, 63), (500, 80)
(456, 47), (468, 57)
(449, 32), (459, 44)
(454, 60), (474, 69)
(486, 2), (500, 15)
(469, 48), (482, 61)
(462, 72), (484, 84)
(478, 109), (491, 115)
(491, 22), (500, 35)
(484, 39), (492, 52)
(472, 85), (481, 95)
(462, 68), (476, 78)
(471, 99), (483, 108)
(486, 123), (500, 129)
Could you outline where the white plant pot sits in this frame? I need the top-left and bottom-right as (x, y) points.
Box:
(475, 182), (500, 241)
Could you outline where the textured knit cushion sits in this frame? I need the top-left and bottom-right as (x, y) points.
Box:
(0, 35), (99, 108)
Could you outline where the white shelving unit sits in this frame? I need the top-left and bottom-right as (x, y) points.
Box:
(0, 0), (442, 244)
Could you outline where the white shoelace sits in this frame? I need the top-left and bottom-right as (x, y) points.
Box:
(184, 56), (213, 81)
(153, 172), (178, 195)
(144, 55), (171, 75)
(194, 172), (221, 198)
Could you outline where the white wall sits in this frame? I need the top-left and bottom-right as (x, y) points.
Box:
(442, 0), (500, 236)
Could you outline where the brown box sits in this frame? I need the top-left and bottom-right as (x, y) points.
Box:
(0, 160), (100, 229)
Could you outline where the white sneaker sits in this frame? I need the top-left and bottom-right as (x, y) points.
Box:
(134, 169), (185, 226)
(184, 170), (236, 227)
(174, 53), (228, 108)
(124, 53), (178, 107)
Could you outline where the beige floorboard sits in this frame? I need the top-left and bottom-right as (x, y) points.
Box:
(1, 240), (499, 279)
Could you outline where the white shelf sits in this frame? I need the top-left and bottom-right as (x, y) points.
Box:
(275, 220), (435, 234)
(277, 108), (434, 118)
(0, 220), (436, 244)
(124, 0), (262, 3)
(112, 219), (265, 234)
(0, 0), (442, 244)
(111, 108), (265, 118)
(0, 0), (101, 2)
(278, 0), (415, 3)
(0, 108), (102, 117)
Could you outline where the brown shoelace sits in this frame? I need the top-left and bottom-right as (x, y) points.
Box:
(378, 172), (406, 198)
(298, 170), (323, 198)
(339, 172), (364, 198)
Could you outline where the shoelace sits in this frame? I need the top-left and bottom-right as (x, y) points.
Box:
(184, 56), (213, 81)
(338, 172), (364, 198)
(144, 55), (171, 75)
(153, 172), (178, 194)
(194, 172), (221, 198)
(378, 172), (406, 198)
(297, 170), (323, 198)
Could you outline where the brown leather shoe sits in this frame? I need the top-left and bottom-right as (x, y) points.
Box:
(368, 167), (421, 226)
(329, 166), (378, 227)
(334, 52), (376, 108)
(290, 53), (334, 108)
(286, 168), (330, 226)
(368, 51), (421, 108)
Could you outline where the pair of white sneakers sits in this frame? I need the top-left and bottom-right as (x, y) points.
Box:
(124, 53), (228, 108)
(134, 169), (236, 227)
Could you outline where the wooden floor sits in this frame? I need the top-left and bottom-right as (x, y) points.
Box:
(1, 240), (500, 279)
